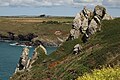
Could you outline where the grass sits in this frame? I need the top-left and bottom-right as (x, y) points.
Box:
(0, 17), (73, 43)
(10, 18), (120, 80)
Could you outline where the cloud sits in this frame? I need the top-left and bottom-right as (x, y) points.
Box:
(73, 0), (120, 7)
(73, 0), (102, 7)
(0, 0), (74, 7)
(73, 0), (95, 3)
(102, 0), (120, 7)
(0, 0), (119, 7)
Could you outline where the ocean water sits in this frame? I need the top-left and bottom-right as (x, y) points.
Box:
(0, 42), (57, 80)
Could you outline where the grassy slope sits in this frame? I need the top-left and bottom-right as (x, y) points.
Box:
(10, 18), (120, 80)
(0, 17), (73, 43)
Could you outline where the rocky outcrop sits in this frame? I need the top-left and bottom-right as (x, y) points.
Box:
(67, 5), (113, 54)
(15, 44), (47, 73)
(67, 5), (112, 43)
(17, 33), (37, 41)
(103, 13), (113, 20)
(29, 45), (47, 68)
(0, 32), (37, 42)
(73, 44), (82, 55)
(67, 6), (92, 41)
(15, 47), (29, 73)
(7, 32), (15, 40)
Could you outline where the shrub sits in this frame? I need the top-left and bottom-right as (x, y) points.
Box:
(77, 67), (120, 80)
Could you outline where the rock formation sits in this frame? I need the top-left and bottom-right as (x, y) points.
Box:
(7, 32), (15, 40)
(15, 47), (29, 73)
(67, 5), (112, 43)
(73, 44), (82, 55)
(103, 13), (113, 20)
(67, 6), (92, 41)
(67, 5), (113, 54)
(15, 44), (47, 73)
(29, 45), (47, 68)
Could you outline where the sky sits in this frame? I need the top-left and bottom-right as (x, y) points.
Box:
(0, 0), (120, 17)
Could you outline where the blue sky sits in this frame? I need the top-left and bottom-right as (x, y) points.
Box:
(0, 0), (120, 17)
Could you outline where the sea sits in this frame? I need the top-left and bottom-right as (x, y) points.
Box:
(0, 41), (57, 80)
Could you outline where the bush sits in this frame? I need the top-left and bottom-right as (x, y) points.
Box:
(42, 21), (60, 24)
(77, 67), (120, 80)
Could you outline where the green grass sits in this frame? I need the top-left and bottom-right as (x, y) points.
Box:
(0, 17), (73, 43)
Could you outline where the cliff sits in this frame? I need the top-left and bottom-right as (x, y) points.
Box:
(10, 6), (120, 80)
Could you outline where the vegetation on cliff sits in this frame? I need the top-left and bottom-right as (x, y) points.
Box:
(77, 67), (120, 80)
(10, 18), (120, 80)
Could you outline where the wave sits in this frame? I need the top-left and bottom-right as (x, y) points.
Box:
(9, 43), (32, 48)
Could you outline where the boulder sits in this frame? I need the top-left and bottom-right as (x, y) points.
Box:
(54, 30), (62, 36)
(73, 44), (82, 55)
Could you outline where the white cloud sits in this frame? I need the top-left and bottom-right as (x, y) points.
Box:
(73, 0), (95, 3)
(102, 0), (120, 7)
(0, 0), (74, 7)
(0, 0), (119, 7)
(73, 0), (102, 7)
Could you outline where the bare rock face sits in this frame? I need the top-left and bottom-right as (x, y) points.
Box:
(87, 5), (108, 36)
(29, 45), (47, 68)
(67, 6), (92, 40)
(103, 13), (113, 20)
(67, 5), (112, 43)
(73, 44), (82, 55)
(15, 47), (29, 73)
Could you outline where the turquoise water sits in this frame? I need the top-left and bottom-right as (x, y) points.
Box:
(0, 42), (57, 80)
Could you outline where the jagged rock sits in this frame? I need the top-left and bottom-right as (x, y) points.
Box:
(103, 13), (113, 20)
(87, 5), (106, 35)
(39, 45), (47, 55)
(70, 29), (80, 40)
(68, 6), (92, 40)
(7, 32), (15, 40)
(29, 45), (47, 67)
(14, 44), (48, 73)
(94, 5), (106, 18)
(15, 47), (29, 73)
(81, 18), (89, 34)
(73, 44), (82, 55)
(67, 5), (112, 43)
(18, 33), (37, 41)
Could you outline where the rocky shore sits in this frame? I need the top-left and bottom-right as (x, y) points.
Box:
(0, 32), (58, 47)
